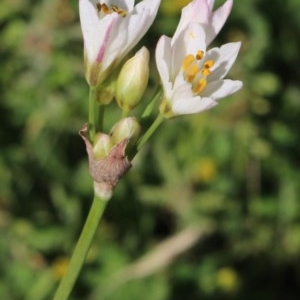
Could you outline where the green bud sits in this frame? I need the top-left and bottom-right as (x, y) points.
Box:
(116, 47), (150, 111)
(110, 117), (141, 146)
(93, 133), (113, 159)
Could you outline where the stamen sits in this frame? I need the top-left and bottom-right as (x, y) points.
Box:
(201, 68), (211, 76)
(96, 3), (102, 13)
(98, 3), (110, 14)
(184, 64), (200, 83)
(96, 2), (127, 17)
(192, 79), (207, 94)
(204, 60), (214, 69)
(182, 54), (196, 72)
(112, 5), (127, 17)
(181, 50), (214, 95)
(196, 50), (204, 60)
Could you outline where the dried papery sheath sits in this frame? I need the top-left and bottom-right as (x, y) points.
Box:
(79, 124), (131, 200)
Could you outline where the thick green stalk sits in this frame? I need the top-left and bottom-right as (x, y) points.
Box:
(97, 103), (105, 132)
(53, 196), (107, 300)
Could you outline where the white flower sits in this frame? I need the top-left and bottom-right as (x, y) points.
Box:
(79, 0), (160, 86)
(156, 23), (242, 117)
(173, 0), (233, 45)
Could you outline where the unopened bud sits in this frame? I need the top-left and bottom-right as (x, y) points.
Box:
(111, 117), (141, 146)
(93, 133), (113, 159)
(116, 47), (149, 111)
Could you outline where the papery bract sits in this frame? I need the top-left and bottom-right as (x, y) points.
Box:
(79, 0), (160, 86)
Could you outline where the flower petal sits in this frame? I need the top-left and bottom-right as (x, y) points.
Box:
(206, 0), (233, 44)
(202, 79), (243, 100)
(103, 0), (160, 69)
(127, 0), (161, 51)
(171, 89), (218, 116)
(171, 23), (207, 79)
(172, 0), (233, 46)
(102, 13), (142, 70)
(112, 0), (135, 11)
(206, 0), (215, 11)
(172, 0), (210, 43)
(155, 35), (173, 91)
(135, 0), (161, 17)
(205, 42), (241, 81)
(80, 0), (104, 63)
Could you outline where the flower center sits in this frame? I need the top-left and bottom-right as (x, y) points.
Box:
(181, 50), (214, 95)
(96, 3), (127, 17)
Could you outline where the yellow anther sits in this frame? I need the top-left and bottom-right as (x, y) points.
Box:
(112, 5), (127, 17)
(98, 3), (110, 14)
(201, 68), (211, 76)
(204, 60), (214, 69)
(192, 79), (207, 94)
(182, 54), (196, 72)
(111, 4), (118, 12)
(97, 3), (127, 17)
(96, 3), (102, 13)
(184, 64), (200, 83)
(196, 50), (204, 60)
(181, 51), (213, 95)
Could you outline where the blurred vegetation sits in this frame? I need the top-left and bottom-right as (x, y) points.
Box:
(1, 0), (300, 299)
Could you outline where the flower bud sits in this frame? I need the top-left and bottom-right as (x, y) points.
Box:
(93, 133), (113, 159)
(116, 47), (150, 111)
(110, 117), (141, 146)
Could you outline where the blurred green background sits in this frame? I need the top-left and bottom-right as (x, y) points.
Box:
(1, 0), (300, 299)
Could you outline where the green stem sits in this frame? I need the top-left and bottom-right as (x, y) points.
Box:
(141, 87), (162, 118)
(137, 114), (164, 151)
(122, 109), (129, 119)
(89, 88), (106, 140)
(53, 196), (107, 300)
(88, 87), (97, 141)
(97, 104), (105, 132)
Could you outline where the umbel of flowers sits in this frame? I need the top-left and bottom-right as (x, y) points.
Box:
(53, 1), (243, 300)
(78, 0), (242, 200)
